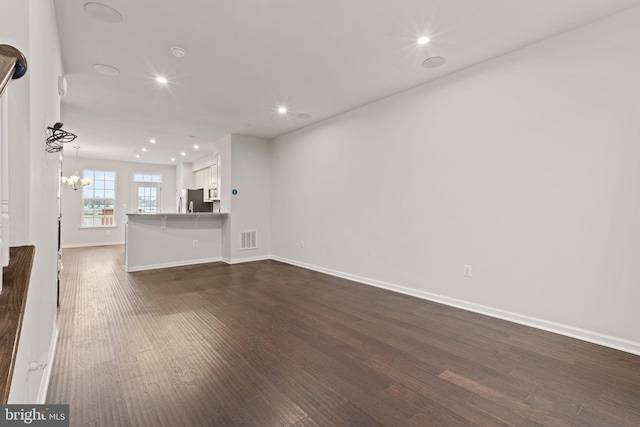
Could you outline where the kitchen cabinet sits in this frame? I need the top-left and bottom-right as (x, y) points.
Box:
(210, 163), (218, 187)
(203, 167), (211, 190)
(205, 154), (221, 202)
(195, 167), (212, 189)
(195, 154), (221, 202)
(195, 169), (205, 189)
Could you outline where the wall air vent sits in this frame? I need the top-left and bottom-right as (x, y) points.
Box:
(240, 230), (258, 250)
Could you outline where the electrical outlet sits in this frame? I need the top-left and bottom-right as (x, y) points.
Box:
(300, 240), (305, 248)
(193, 240), (198, 247)
(463, 265), (472, 277)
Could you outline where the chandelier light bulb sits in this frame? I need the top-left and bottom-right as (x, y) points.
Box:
(62, 146), (92, 190)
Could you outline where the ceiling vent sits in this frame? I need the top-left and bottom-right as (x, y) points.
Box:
(240, 230), (257, 250)
(84, 2), (123, 23)
(171, 46), (187, 58)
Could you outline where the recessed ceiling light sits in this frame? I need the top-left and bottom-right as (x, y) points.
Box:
(149, 139), (156, 143)
(193, 144), (199, 149)
(171, 46), (187, 58)
(84, 2), (123, 23)
(156, 76), (168, 84)
(180, 152), (186, 156)
(417, 36), (430, 45)
(135, 154), (140, 158)
(278, 106), (287, 114)
(422, 56), (446, 69)
(92, 64), (120, 76)
(297, 113), (312, 119)
(141, 147), (147, 152)
(171, 157), (176, 161)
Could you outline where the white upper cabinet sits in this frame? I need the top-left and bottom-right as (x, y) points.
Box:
(195, 153), (221, 201)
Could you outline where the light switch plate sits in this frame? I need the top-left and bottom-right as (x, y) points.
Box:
(464, 265), (472, 277)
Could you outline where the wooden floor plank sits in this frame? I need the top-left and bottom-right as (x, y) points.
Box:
(47, 245), (640, 426)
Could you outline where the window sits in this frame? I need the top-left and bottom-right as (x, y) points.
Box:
(133, 173), (162, 214)
(82, 170), (116, 227)
(133, 173), (161, 183)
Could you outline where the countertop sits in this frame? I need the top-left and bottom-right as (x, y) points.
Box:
(126, 212), (227, 218)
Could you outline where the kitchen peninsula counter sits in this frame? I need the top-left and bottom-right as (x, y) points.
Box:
(125, 212), (228, 272)
(127, 212), (226, 218)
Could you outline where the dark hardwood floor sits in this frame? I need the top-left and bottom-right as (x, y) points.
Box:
(46, 245), (640, 426)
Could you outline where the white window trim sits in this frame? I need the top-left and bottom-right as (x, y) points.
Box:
(81, 169), (116, 228)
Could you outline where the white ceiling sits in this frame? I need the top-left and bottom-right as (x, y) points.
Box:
(53, 0), (640, 165)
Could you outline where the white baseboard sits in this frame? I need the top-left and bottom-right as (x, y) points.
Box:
(126, 257), (222, 272)
(271, 255), (640, 356)
(222, 255), (271, 265)
(62, 241), (124, 249)
(36, 326), (59, 404)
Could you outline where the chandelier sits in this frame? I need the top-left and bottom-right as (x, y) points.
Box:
(62, 146), (92, 190)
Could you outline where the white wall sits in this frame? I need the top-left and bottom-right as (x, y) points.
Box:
(212, 135), (232, 259)
(227, 134), (271, 262)
(182, 162), (195, 189)
(61, 157), (176, 247)
(212, 135), (232, 214)
(175, 161), (189, 193)
(4, 0), (30, 247)
(3, 0), (64, 403)
(192, 155), (216, 171)
(271, 6), (640, 354)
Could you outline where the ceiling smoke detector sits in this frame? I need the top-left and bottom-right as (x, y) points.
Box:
(171, 46), (187, 58)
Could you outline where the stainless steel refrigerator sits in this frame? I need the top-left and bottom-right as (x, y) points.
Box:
(178, 188), (211, 213)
